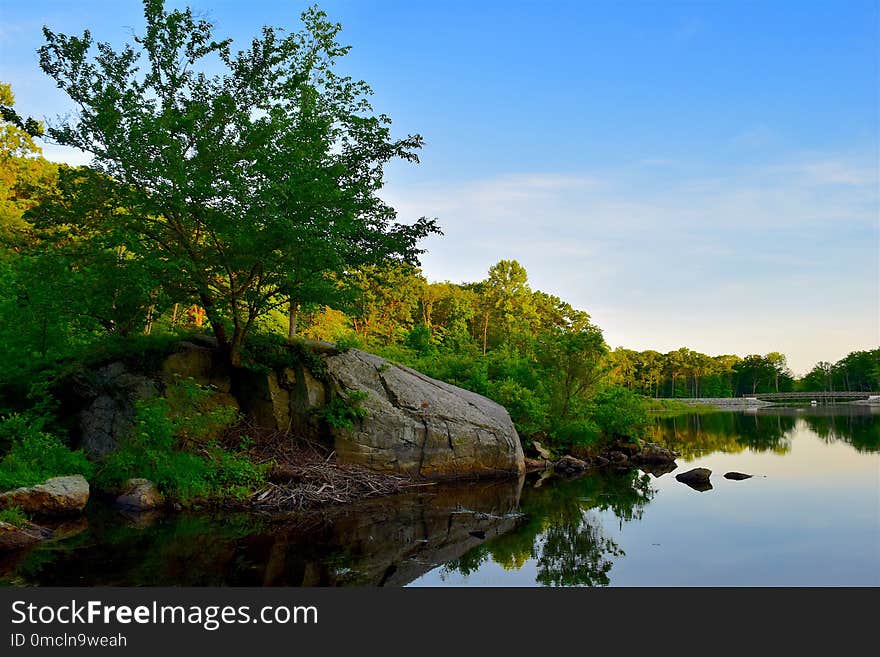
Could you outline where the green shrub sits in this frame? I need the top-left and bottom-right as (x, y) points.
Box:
(334, 334), (364, 353)
(550, 418), (602, 449)
(0, 506), (28, 527)
(95, 381), (264, 504)
(487, 378), (547, 437)
(0, 414), (94, 491)
(404, 324), (437, 356)
(591, 387), (650, 441)
(318, 389), (369, 429)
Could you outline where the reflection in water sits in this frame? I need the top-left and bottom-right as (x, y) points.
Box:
(443, 470), (653, 586)
(647, 404), (880, 457)
(1, 479), (523, 587)
(2, 406), (878, 586)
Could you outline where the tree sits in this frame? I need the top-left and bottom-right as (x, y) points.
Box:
(477, 259), (536, 355)
(536, 322), (607, 423)
(38, 1), (439, 365)
(0, 83), (57, 247)
(765, 352), (792, 393)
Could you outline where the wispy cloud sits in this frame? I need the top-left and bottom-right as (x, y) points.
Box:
(384, 151), (878, 373)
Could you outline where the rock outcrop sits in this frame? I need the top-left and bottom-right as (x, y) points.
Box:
(633, 443), (679, 464)
(0, 475), (90, 516)
(60, 339), (526, 481)
(77, 363), (158, 458)
(320, 349), (524, 479)
(723, 472), (753, 480)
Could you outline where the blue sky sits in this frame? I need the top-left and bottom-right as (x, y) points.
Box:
(1, 0), (877, 374)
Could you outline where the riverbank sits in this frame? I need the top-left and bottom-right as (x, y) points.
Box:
(652, 397), (773, 411)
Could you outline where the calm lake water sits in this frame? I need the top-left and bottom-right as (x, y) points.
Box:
(2, 405), (878, 586)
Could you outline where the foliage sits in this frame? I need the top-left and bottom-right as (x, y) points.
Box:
(318, 389), (369, 430)
(96, 381), (263, 503)
(0, 414), (94, 490)
(590, 387), (650, 440)
(798, 349), (879, 393)
(0, 506), (28, 527)
(36, 1), (439, 365)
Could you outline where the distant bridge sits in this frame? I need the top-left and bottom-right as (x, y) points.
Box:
(742, 391), (880, 401)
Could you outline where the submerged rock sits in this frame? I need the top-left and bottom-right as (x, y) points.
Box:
(724, 472), (753, 480)
(675, 468), (713, 492)
(639, 461), (677, 478)
(0, 475), (90, 516)
(0, 521), (50, 551)
(115, 478), (164, 511)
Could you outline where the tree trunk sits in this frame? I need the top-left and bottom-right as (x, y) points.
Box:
(144, 305), (155, 335)
(288, 300), (299, 341)
(482, 312), (489, 356)
(199, 292), (230, 355)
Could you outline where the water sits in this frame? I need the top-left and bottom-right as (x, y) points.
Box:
(2, 406), (878, 586)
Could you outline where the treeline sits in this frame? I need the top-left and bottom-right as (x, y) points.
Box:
(608, 347), (879, 398)
(607, 349), (794, 398)
(798, 350), (880, 393)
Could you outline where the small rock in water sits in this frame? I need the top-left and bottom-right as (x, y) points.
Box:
(115, 478), (164, 511)
(554, 455), (589, 474)
(675, 467), (713, 492)
(724, 472), (753, 480)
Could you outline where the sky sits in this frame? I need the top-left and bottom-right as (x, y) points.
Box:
(1, 0), (877, 375)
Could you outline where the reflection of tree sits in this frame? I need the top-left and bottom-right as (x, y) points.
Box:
(444, 469), (655, 586)
(802, 412), (880, 453)
(535, 513), (623, 586)
(649, 412), (794, 457)
(4, 508), (267, 586)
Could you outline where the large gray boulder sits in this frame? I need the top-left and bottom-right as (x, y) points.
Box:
(0, 475), (90, 516)
(319, 349), (524, 479)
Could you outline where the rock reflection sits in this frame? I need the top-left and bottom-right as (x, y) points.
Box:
(0, 477), (524, 587)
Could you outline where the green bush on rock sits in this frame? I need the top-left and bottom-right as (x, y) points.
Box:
(95, 380), (265, 504)
(0, 415), (94, 490)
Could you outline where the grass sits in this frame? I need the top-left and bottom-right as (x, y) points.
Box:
(643, 398), (722, 417)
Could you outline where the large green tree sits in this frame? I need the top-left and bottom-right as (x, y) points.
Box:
(37, 0), (438, 365)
